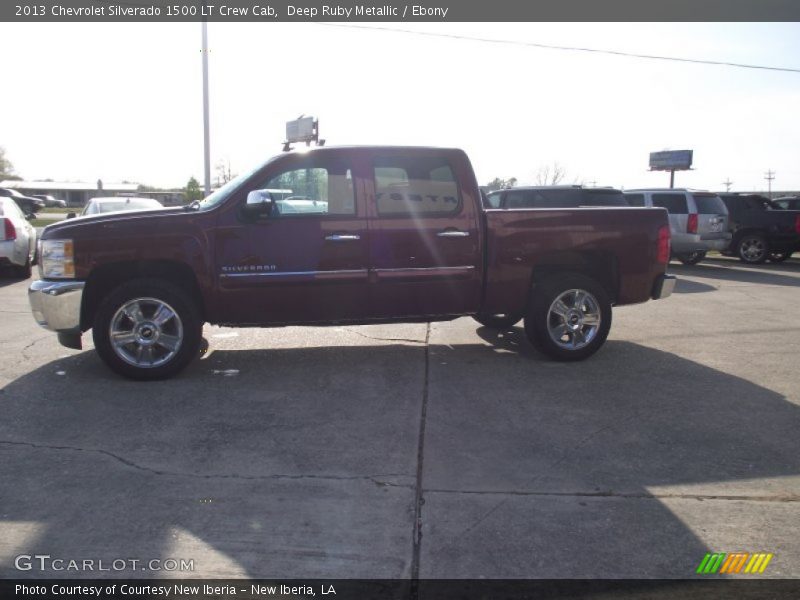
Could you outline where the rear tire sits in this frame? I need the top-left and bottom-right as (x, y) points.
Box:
(767, 251), (792, 263)
(737, 234), (768, 264)
(14, 258), (32, 279)
(92, 278), (202, 380)
(472, 313), (522, 330)
(524, 273), (612, 361)
(678, 251), (706, 265)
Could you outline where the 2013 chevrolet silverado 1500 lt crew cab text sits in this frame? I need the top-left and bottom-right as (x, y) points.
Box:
(29, 146), (676, 379)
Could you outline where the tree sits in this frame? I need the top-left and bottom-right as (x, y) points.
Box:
(535, 162), (567, 186)
(0, 146), (20, 180)
(185, 177), (203, 202)
(215, 159), (234, 186)
(485, 177), (517, 191)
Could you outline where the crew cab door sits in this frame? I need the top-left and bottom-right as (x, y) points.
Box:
(366, 152), (482, 318)
(213, 154), (369, 324)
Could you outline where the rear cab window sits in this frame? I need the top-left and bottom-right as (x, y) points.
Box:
(484, 191), (502, 208)
(374, 157), (461, 217)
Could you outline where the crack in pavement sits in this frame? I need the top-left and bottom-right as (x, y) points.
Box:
(0, 440), (414, 489)
(410, 322), (431, 588)
(424, 487), (800, 503)
(449, 412), (644, 544)
(340, 328), (427, 345)
(17, 335), (53, 363)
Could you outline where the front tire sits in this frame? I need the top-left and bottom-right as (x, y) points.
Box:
(737, 234), (768, 264)
(678, 251), (706, 265)
(524, 273), (612, 361)
(92, 278), (202, 380)
(472, 313), (522, 330)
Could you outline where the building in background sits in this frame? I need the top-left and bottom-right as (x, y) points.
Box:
(0, 180), (139, 206)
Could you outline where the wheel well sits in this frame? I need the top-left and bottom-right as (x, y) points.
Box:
(80, 261), (204, 331)
(530, 252), (619, 304)
(733, 228), (768, 241)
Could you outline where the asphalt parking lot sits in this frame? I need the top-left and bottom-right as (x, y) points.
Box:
(0, 257), (799, 579)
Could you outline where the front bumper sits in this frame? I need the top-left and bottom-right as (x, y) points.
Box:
(652, 274), (677, 300)
(28, 279), (85, 348)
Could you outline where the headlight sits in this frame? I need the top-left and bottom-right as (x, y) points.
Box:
(40, 239), (75, 279)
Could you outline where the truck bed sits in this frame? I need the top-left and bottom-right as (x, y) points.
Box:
(481, 207), (669, 316)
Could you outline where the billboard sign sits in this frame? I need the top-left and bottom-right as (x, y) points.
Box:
(649, 150), (693, 171)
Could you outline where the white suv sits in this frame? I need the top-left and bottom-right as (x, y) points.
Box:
(624, 189), (731, 265)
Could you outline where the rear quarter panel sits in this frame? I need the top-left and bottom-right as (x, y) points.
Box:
(482, 207), (669, 316)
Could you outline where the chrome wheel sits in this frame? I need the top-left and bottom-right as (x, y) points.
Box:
(109, 297), (184, 368)
(739, 237), (767, 263)
(547, 289), (601, 350)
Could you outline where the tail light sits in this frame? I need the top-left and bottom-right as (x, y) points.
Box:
(687, 213), (698, 234)
(1, 218), (16, 241)
(657, 224), (670, 264)
(795, 215), (800, 234)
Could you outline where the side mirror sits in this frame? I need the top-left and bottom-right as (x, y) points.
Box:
(25, 212), (34, 221)
(244, 190), (275, 217)
(66, 212), (77, 219)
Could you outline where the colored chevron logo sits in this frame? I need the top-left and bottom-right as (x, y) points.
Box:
(696, 552), (774, 574)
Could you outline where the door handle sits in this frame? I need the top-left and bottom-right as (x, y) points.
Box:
(437, 230), (470, 238)
(325, 234), (361, 242)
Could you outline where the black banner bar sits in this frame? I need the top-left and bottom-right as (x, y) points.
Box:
(3, 0), (800, 23)
(3, 579), (800, 600)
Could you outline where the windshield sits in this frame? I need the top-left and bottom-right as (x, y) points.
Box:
(196, 157), (276, 211)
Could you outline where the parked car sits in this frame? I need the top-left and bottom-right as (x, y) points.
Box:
(717, 193), (800, 263)
(485, 185), (628, 209)
(623, 189), (730, 265)
(31, 194), (67, 208)
(72, 196), (164, 218)
(774, 196), (800, 211)
(0, 188), (45, 215)
(0, 197), (37, 278)
(29, 145), (675, 379)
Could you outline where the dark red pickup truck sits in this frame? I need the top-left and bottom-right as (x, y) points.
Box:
(29, 146), (675, 379)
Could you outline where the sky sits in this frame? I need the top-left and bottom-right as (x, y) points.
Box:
(0, 21), (798, 192)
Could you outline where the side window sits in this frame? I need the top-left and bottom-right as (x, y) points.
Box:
(624, 194), (645, 207)
(504, 191), (532, 208)
(504, 190), (550, 208)
(258, 164), (355, 217)
(652, 193), (688, 214)
(374, 157), (461, 217)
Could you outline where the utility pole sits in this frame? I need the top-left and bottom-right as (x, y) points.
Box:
(722, 178), (733, 192)
(764, 169), (775, 199)
(202, 20), (211, 196)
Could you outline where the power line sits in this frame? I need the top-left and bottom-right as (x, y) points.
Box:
(314, 23), (800, 75)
